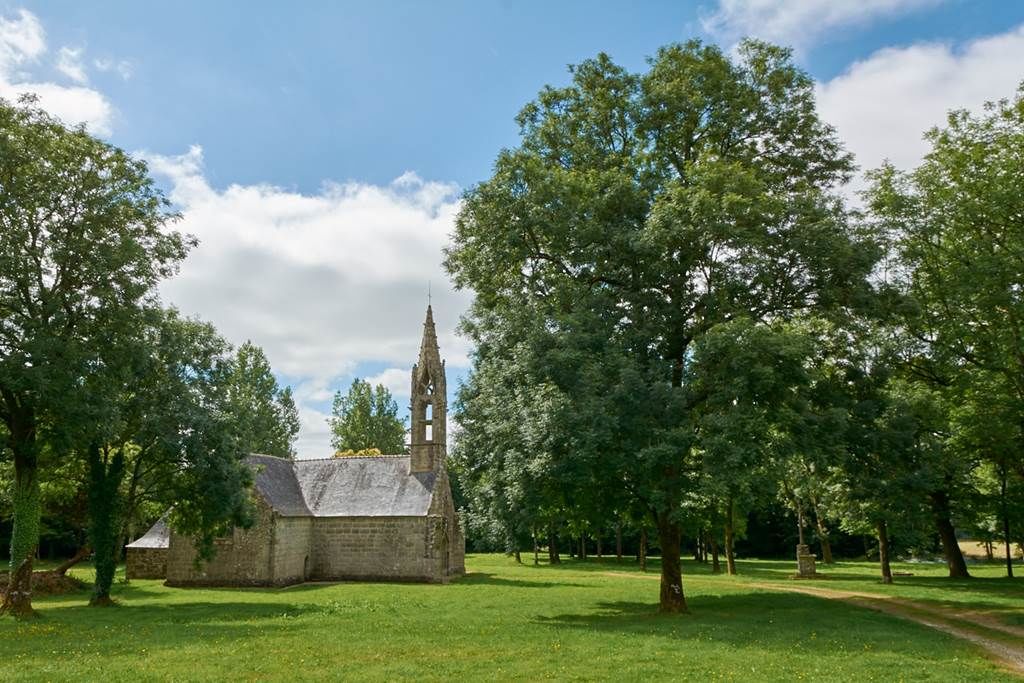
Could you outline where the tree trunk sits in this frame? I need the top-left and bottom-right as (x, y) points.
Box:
(54, 545), (92, 577)
(724, 498), (737, 575)
(985, 540), (994, 561)
(711, 534), (721, 574)
(812, 500), (834, 564)
(580, 533), (586, 560)
(929, 490), (970, 578)
(596, 535), (602, 559)
(877, 520), (893, 584)
(514, 549), (521, 564)
(533, 532), (539, 566)
(118, 453), (145, 561)
(88, 445), (126, 607)
(1001, 466), (1014, 578)
(2, 403), (41, 618)
(0, 552), (35, 618)
(1003, 515), (1014, 579)
(615, 521), (622, 562)
(548, 528), (560, 564)
(656, 515), (687, 613)
(639, 527), (648, 572)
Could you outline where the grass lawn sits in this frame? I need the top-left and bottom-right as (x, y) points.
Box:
(1, 554), (1019, 681)
(727, 556), (1024, 616)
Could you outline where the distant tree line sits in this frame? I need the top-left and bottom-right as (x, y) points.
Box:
(445, 40), (1024, 612)
(0, 95), (299, 616)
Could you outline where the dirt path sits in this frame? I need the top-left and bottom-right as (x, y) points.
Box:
(601, 571), (1024, 676)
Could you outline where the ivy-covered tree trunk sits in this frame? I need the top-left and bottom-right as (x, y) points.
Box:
(724, 498), (737, 576)
(877, 520), (893, 584)
(656, 514), (687, 613)
(929, 490), (970, 578)
(711, 535), (721, 574)
(4, 464), (40, 618)
(2, 399), (40, 619)
(88, 445), (126, 606)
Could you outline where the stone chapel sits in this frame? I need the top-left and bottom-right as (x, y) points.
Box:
(125, 305), (466, 585)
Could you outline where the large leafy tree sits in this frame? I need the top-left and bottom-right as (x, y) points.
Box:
(329, 379), (406, 454)
(82, 308), (254, 604)
(446, 41), (876, 612)
(867, 86), (1024, 577)
(227, 342), (300, 458)
(0, 96), (188, 617)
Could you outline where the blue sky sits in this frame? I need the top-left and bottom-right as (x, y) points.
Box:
(4, 1), (1024, 456)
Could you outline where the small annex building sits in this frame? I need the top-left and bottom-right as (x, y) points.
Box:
(126, 306), (465, 585)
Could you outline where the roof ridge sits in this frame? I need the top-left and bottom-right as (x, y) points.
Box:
(247, 453), (293, 461)
(295, 455), (409, 462)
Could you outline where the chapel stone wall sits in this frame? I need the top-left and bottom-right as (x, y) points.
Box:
(310, 516), (447, 582)
(165, 496), (275, 586)
(272, 515), (314, 583)
(126, 547), (167, 580)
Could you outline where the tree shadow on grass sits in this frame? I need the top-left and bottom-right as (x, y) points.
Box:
(0, 600), (331, 665)
(460, 572), (587, 589)
(532, 592), (976, 660)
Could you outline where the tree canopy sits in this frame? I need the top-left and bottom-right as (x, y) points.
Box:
(227, 342), (300, 459)
(329, 379), (406, 455)
(446, 40), (878, 612)
(0, 96), (190, 616)
(0, 97), (271, 615)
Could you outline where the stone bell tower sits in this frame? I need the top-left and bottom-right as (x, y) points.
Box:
(410, 305), (446, 473)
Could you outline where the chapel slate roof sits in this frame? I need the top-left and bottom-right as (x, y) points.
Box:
(127, 454), (436, 549)
(126, 516), (170, 549)
(248, 454), (313, 516)
(248, 454), (437, 518)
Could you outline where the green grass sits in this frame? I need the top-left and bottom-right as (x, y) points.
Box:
(725, 556), (1024, 619)
(1, 554), (1017, 681)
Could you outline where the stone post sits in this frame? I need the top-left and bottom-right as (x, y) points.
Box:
(796, 544), (817, 578)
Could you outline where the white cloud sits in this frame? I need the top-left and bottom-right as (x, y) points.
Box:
(0, 9), (114, 134)
(0, 8), (44, 72)
(94, 56), (133, 80)
(298, 404), (334, 459)
(1, 80), (113, 134)
(817, 23), (1024, 190)
(56, 46), (87, 83)
(702, 0), (943, 52)
(366, 368), (412, 401)
(148, 146), (472, 458)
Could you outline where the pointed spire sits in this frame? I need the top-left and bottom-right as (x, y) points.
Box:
(411, 304), (446, 474)
(420, 304), (439, 354)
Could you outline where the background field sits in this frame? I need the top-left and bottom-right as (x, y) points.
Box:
(1, 554), (1019, 681)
